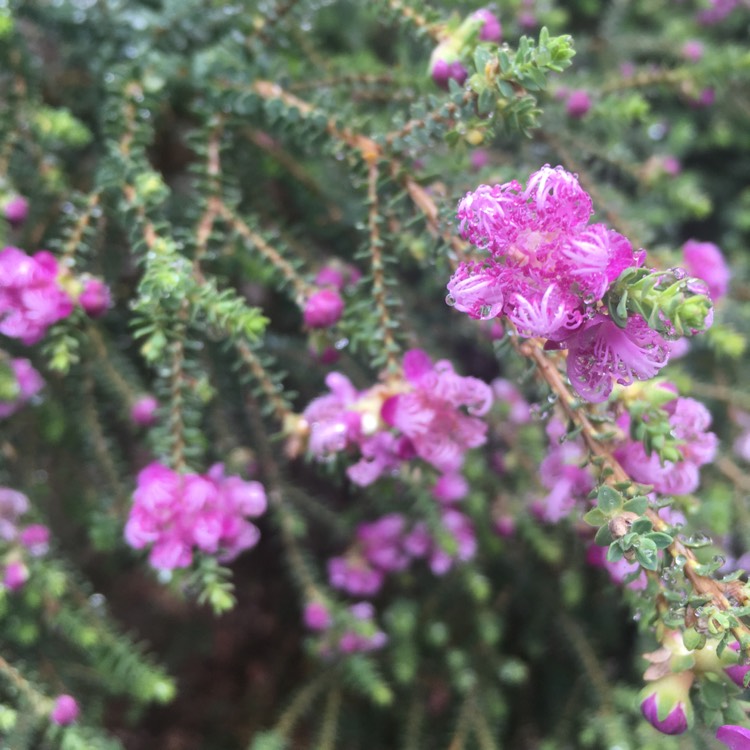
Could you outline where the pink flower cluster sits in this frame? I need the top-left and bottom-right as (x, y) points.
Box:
(0, 247), (74, 345)
(0, 486), (51, 592)
(302, 349), (492, 487)
(304, 600), (387, 655)
(615, 390), (718, 495)
(327, 510), (476, 597)
(447, 166), (672, 402)
(0, 357), (44, 418)
(124, 462), (267, 571)
(532, 418), (594, 523)
(0, 246), (112, 345)
(682, 239), (730, 302)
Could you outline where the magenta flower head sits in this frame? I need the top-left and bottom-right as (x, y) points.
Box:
(78, 277), (111, 318)
(0, 358), (44, 419)
(681, 40), (705, 62)
(724, 643), (750, 687)
(430, 57), (468, 90)
(3, 560), (29, 592)
(682, 239), (730, 302)
(303, 288), (344, 329)
(3, 196), (29, 228)
(717, 725), (750, 749)
(130, 395), (159, 427)
(639, 671), (694, 735)
(19, 524), (51, 557)
(50, 694), (79, 726)
(473, 8), (502, 42)
(565, 89), (592, 118)
(304, 601), (332, 631)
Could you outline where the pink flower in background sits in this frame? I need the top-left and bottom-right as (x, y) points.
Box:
(473, 8), (502, 42)
(615, 395), (717, 495)
(3, 560), (29, 591)
(303, 601), (332, 631)
(303, 288), (344, 328)
(131, 395), (159, 426)
(19, 524), (50, 556)
(0, 247), (73, 345)
(681, 40), (705, 62)
(0, 487), (30, 541)
(3, 196), (28, 228)
(50, 695), (79, 726)
(78, 277), (111, 317)
(682, 239), (730, 301)
(565, 89), (592, 118)
(0, 358), (44, 418)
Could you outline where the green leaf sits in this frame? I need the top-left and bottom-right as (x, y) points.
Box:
(630, 518), (653, 535)
(635, 546), (659, 571)
(583, 507), (607, 526)
(682, 627), (706, 651)
(606, 542), (624, 562)
(597, 485), (623, 514)
(623, 496), (649, 514)
(594, 524), (614, 546)
(647, 532), (673, 550)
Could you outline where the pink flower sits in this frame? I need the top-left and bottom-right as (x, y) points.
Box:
(473, 9), (502, 42)
(0, 247), (73, 345)
(430, 58), (468, 89)
(19, 524), (50, 556)
(124, 462), (267, 570)
(566, 314), (670, 403)
(717, 725), (750, 749)
(429, 510), (476, 574)
(327, 555), (384, 596)
(565, 89), (591, 118)
(130, 395), (159, 426)
(470, 149), (489, 172)
(3, 560), (29, 591)
(615, 396), (717, 495)
(50, 694), (79, 726)
(0, 358), (44, 418)
(387, 351), (492, 474)
(639, 672), (694, 735)
(304, 601), (332, 631)
(0, 487), (29, 541)
(681, 40), (705, 62)
(682, 239), (730, 301)
(303, 288), (344, 328)
(78, 277), (111, 317)
(3, 196), (28, 228)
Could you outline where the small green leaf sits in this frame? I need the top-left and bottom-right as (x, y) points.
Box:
(607, 541), (624, 562)
(583, 507), (607, 526)
(647, 532), (673, 550)
(630, 518), (653, 535)
(682, 627), (706, 651)
(597, 485), (623, 514)
(635, 546), (659, 571)
(594, 524), (614, 546)
(623, 496), (649, 515)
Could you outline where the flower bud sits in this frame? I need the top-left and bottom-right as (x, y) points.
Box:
(3, 560), (29, 592)
(566, 89), (592, 118)
(639, 671), (694, 735)
(472, 9), (502, 43)
(717, 725), (750, 749)
(3, 196), (29, 228)
(78, 277), (111, 318)
(303, 289), (344, 329)
(131, 395), (159, 427)
(723, 642), (750, 687)
(430, 55), (468, 90)
(304, 601), (332, 631)
(50, 694), (79, 726)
